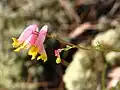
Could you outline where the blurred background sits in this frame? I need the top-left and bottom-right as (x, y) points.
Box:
(0, 0), (120, 90)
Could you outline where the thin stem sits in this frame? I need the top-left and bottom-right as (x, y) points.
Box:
(101, 64), (107, 90)
(47, 34), (93, 50)
(47, 33), (120, 52)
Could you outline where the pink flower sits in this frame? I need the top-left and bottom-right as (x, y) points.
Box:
(54, 49), (62, 64)
(12, 24), (48, 62)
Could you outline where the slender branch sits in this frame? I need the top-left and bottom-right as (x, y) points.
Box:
(47, 33), (92, 50)
(47, 33), (120, 52)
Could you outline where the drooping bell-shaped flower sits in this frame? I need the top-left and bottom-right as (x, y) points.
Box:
(12, 24), (48, 62)
(54, 49), (62, 64)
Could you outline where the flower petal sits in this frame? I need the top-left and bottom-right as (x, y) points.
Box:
(36, 25), (48, 45)
(35, 25), (48, 61)
(56, 57), (61, 64)
(28, 46), (39, 60)
(54, 49), (62, 57)
(18, 24), (38, 43)
(24, 32), (38, 46)
(54, 50), (60, 57)
(37, 53), (47, 62)
(14, 42), (27, 52)
(12, 38), (21, 48)
(37, 44), (47, 62)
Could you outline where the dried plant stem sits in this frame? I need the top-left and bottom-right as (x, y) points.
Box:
(101, 64), (107, 90)
(58, 0), (81, 24)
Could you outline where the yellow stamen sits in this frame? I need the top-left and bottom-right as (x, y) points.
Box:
(37, 53), (47, 62)
(56, 57), (61, 64)
(14, 47), (22, 52)
(14, 42), (27, 52)
(12, 38), (21, 48)
(28, 46), (39, 60)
